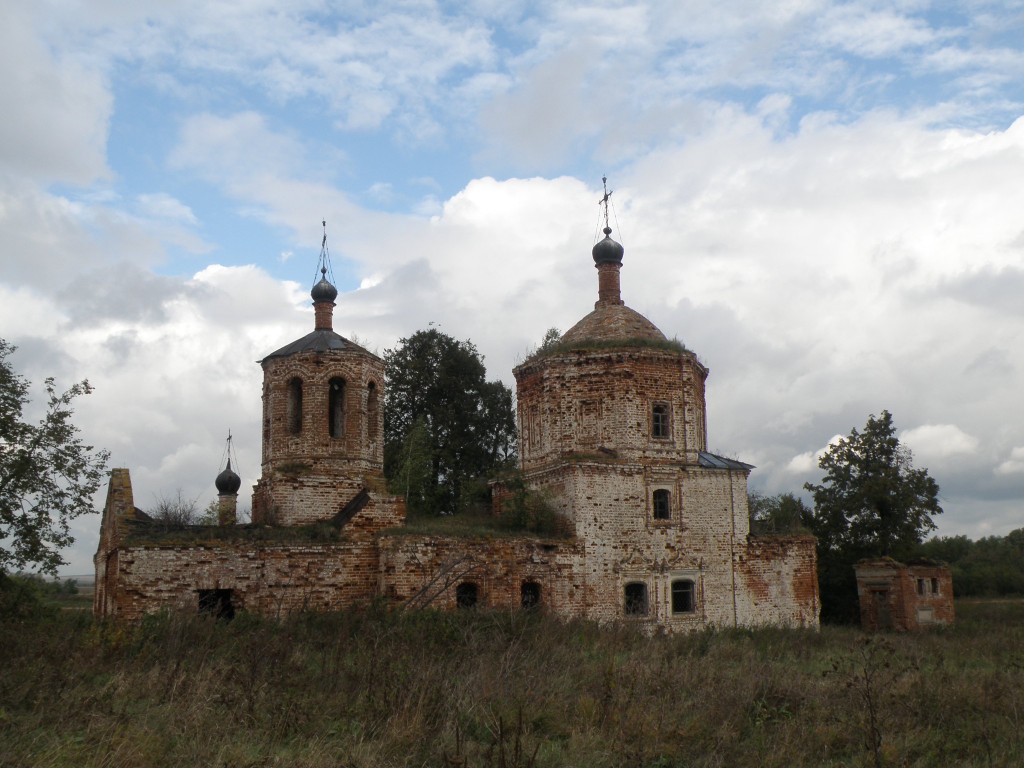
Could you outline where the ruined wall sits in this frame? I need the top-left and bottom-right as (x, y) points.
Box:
(102, 540), (382, 620)
(378, 535), (583, 613)
(95, 468), (405, 620)
(94, 468), (137, 616)
(738, 535), (820, 627)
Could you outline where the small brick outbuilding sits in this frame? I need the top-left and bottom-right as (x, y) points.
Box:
(855, 558), (955, 631)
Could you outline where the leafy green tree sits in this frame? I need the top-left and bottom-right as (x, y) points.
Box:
(804, 410), (942, 622)
(749, 491), (812, 534)
(920, 531), (1024, 597)
(384, 329), (516, 515)
(389, 415), (434, 515)
(0, 340), (109, 575)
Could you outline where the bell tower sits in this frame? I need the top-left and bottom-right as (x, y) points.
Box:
(252, 223), (386, 526)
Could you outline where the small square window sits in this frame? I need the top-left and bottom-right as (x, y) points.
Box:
(456, 582), (478, 609)
(652, 489), (671, 520)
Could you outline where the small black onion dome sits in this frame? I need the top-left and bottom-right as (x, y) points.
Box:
(215, 459), (242, 494)
(311, 267), (338, 303)
(592, 227), (624, 265)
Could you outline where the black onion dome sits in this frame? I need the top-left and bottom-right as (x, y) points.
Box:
(592, 227), (624, 265)
(215, 459), (242, 494)
(311, 267), (338, 303)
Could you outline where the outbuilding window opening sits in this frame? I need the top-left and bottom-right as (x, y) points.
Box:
(624, 582), (648, 616)
(456, 582), (478, 609)
(671, 579), (695, 614)
(329, 377), (346, 438)
(652, 404), (670, 439)
(652, 489), (671, 520)
(521, 581), (541, 609)
(197, 589), (235, 620)
(931, 577), (939, 595)
(287, 378), (303, 434)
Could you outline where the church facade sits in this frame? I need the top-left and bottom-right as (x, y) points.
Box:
(94, 221), (819, 630)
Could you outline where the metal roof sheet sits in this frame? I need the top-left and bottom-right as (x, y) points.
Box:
(698, 451), (755, 471)
(260, 329), (354, 362)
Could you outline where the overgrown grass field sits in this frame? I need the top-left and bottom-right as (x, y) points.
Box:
(2, 600), (1022, 767)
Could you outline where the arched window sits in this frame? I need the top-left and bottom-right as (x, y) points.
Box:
(367, 381), (379, 439)
(329, 377), (346, 438)
(671, 579), (695, 614)
(456, 582), (478, 609)
(287, 378), (303, 435)
(624, 582), (648, 616)
(652, 489), (671, 520)
(652, 403), (670, 439)
(521, 581), (541, 609)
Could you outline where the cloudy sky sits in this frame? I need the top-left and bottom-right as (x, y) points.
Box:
(3, 0), (1024, 575)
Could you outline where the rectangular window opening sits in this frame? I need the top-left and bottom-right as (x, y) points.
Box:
(652, 403), (670, 439)
(624, 582), (648, 616)
(652, 489), (671, 520)
(671, 579), (695, 614)
(197, 589), (235, 620)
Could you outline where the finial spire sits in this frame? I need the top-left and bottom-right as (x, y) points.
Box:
(316, 219), (335, 285)
(311, 220), (339, 329)
(599, 176), (613, 233)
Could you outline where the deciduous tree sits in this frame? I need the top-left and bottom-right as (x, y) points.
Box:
(0, 340), (109, 575)
(384, 329), (516, 515)
(748, 491), (812, 534)
(804, 410), (942, 621)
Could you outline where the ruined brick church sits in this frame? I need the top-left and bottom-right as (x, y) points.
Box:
(95, 213), (819, 629)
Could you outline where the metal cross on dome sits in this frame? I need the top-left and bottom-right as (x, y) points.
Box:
(599, 176), (613, 230)
(315, 219), (336, 285)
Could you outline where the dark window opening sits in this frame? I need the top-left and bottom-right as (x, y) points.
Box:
(521, 581), (541, 609)
(456, 582), (478, 609)
(917, 578), (926, 596)
(367, 382), (379, 439)
(652, 489), (671, 520)
(198, 589), (235, 620)
(287, 378), (303, 435)
(329, 377), (346, 438)
(931, 577), (939, 595)
(671, 579), (695, 614)
(652, 404), (670, 439)
(624, 582), (648, 616)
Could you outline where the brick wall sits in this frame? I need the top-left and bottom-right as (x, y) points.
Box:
(103, 540), (382, 620)
(514, 347), (709, 471)
(378, 535), (583, 612)
(738, 535), (820, 627)
(94, 468), (405, 619)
